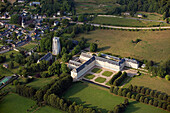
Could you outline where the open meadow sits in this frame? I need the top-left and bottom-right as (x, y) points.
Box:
(75, 29), (170, 63)
(92, 16), (169, 27)
(63, 82), (168, 113)
(0, 93), (63, 113)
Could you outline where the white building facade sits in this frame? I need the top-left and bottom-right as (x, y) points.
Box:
(70, 52), (139, 81)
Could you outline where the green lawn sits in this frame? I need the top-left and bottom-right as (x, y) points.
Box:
(91, 68), (102, 73)
(102, 71), (113, 77)
(92, 16), (168, 27)
(75, 29), (170, 63)
(84, 74), (95, 79)
(63, 82), (168, 113)
(95, 77), (106, 83)
(0, 93), (63, 113)
(26, 77), (55, 90)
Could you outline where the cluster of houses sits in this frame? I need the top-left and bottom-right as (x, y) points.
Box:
(69, 52), (139, 81)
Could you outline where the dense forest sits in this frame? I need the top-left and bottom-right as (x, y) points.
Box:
(115, 0), (170, 18)
(34, 0), (75, 16)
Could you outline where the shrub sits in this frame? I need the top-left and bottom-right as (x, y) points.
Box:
(113, 72), (127, 86)
(144, 98), (149, 104)
(141, 87), (146, 94)
(145, 89), (150, 95)
(41, 71), (50, 78)
(162, 103), (167, 110)
(153, 100), (158, 107)
(131, 94), (136, 99)
(126, 92), (131, 98)
(118, 88), (123, 96)
(158, 101), (163, 108)
(136, 86), (141, 93)
(149, 99), (153, 105)
(139, 96), (144, 102)
(150, 90), (154, 97)
(124, 99), (129, 105)
(158, 94), (163, 100)
(113, 87), (119, 95)
(122, 89), (128, 97)
(133, 85), (137, 92)
(165, 75), (170, 81)
(135, 94), (141, 101)
(128, 84), (133, 91)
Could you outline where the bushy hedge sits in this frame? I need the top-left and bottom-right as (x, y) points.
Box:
(109, 71), (122, 85)
(113, 72), (127, 86)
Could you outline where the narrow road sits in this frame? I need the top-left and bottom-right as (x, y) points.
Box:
(70, 21), (170, 30)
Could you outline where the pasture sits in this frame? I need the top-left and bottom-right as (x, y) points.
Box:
(63, 82), (168, 113)
(75, 29), (170, 63)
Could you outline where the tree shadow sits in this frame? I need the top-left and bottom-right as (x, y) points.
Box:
(125, 101), (141, 113)
(98, 46), (110, 51)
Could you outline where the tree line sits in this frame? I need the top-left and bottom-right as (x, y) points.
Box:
(114, 0), (169, 19)
(110, 85), (170, 111)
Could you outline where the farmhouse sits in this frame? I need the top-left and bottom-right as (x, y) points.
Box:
(69, 52), (139, 80)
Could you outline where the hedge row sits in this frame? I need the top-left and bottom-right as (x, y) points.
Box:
(110, 86), (170, 111)
(113, 72), (127, 86)
(109, 71), (122, 85)
(128, 84), (170, 103)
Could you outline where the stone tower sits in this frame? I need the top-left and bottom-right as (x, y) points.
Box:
(52, 37), (61, 55)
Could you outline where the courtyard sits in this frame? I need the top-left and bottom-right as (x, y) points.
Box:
(81, 66), (138, 87)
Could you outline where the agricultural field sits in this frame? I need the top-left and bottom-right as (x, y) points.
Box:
(92, 16), (168, 27)
(75, 0), (118, 14)
(0, 93), (63, 113)
(63, 82), (168, 113)
(123, 74), (170, 95)
(75, 29), (170, 63)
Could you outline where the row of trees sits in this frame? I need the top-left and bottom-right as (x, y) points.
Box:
(110, 86), (170, 111)
(128, 85), (170, 102)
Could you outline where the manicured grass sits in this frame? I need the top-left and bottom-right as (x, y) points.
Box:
(84, 74), (95, 79)
(123, 74), (170, 95)
(75, 29), (170, 63)
(94, 77), (106, 83)
(26, 77), (55, 90)
(63, 82), (168, 113)
(91, 68), (102, 73)
(92, 16), (168, 27)
(0, 93), (63, 113)
(102, 71), (113, 77)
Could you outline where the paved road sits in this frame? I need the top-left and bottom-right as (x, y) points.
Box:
(70, 21), (170, 30)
